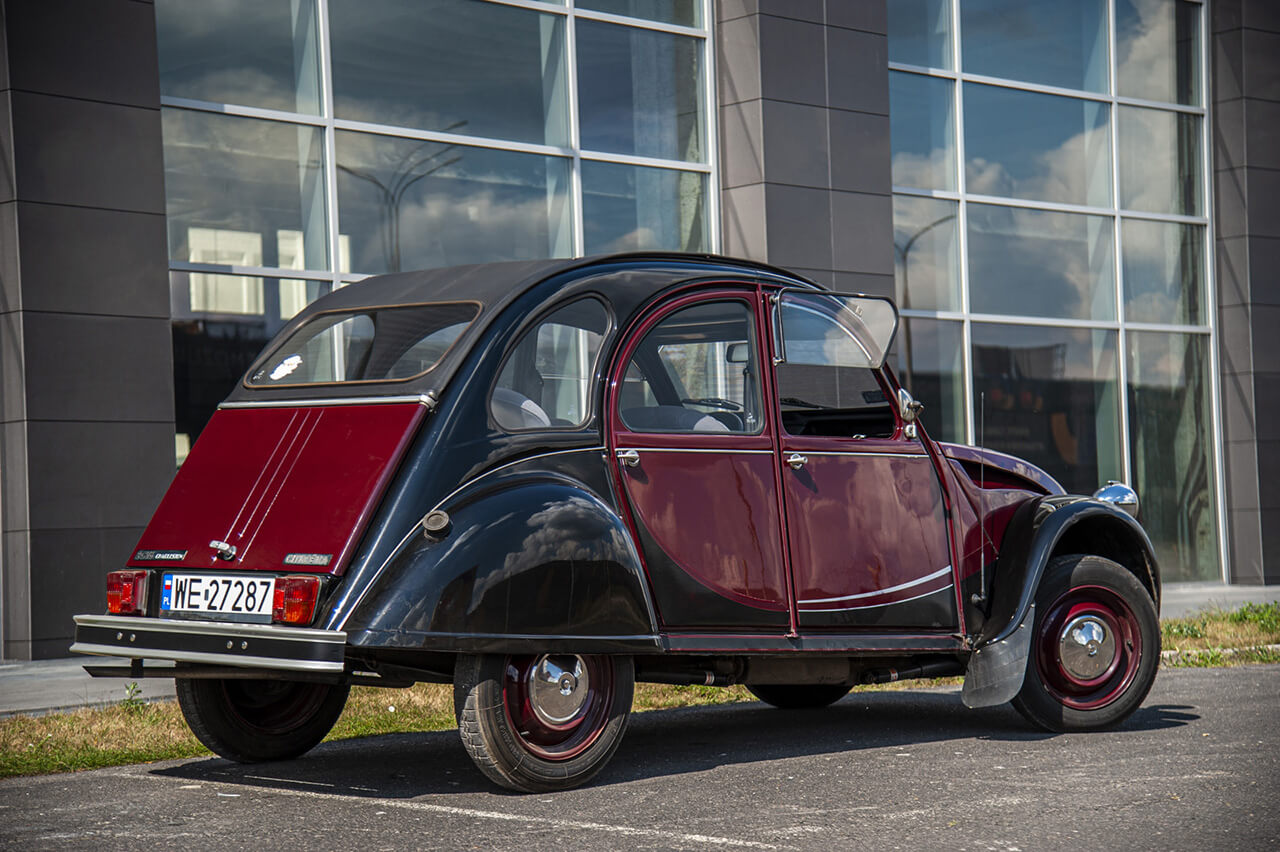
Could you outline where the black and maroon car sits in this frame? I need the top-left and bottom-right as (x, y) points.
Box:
(72, 253), (1160, 792)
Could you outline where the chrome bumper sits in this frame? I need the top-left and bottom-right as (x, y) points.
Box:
(70, 614), (347, 674)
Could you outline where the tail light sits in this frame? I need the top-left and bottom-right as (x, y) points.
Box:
(272, 575), (321, 625)
(106, 570), (149, 615)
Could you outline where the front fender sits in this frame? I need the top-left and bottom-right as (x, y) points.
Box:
(962, 495), (1160, 708)
(343, 477), (660, 654)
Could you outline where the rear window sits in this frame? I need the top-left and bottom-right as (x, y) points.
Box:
(247, 302), (480, 387)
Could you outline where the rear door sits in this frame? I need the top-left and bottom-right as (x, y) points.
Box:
(609, 290), (791, 631)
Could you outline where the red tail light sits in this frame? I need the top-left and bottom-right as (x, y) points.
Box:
(272, 575), (321, 625)
(106, 570), (149, 615)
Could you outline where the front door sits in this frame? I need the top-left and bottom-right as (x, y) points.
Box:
(770, 291), (957, 630)
(610, 291), (790, 631)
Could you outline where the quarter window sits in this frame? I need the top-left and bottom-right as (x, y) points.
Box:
(491, 299), (610, 431)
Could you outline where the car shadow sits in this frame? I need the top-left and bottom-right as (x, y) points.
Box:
(151, 689), (1199, 798)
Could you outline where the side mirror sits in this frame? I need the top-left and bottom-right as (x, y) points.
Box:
(725, 342), (749, 364)
(897, 387), (924, 423)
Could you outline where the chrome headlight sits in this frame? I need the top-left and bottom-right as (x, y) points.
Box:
(1093, 480), (1139, 518)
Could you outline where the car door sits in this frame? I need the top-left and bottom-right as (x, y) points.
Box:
(609, 290), (791, 631)
(769, 290), (958, 630)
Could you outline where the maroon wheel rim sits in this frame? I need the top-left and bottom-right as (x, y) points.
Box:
(1034, 584), (1142, 711)
(502, 655), (614, 761)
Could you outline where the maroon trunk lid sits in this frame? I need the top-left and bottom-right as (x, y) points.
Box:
(131, 403), (425, 575)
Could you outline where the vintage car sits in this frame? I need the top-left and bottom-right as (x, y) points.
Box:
(71, 253), (1160, 792)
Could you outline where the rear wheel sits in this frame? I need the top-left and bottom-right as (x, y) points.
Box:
(1012, 554), (1159, 732)
(747, 683), (852, 709)
(176, 677), (349, 762)
(454, 653), (633, 792)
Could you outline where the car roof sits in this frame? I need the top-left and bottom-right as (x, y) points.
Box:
(224, 252), (817, 404)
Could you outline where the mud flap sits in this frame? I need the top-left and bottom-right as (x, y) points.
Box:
(961, 604), (1035, 709)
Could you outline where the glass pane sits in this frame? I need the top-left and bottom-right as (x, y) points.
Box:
(621, 301), (762, 434)
(577, 20), (704, 161)
(163, 109), (328, 271)
(965, 84), (1111, 208)
(960, 0), (1108, 92)
(888, 0), (953, 69)
(329, 0), (568, 146)
(779, 293), (899, 370)
(971, 324), (1122, 495)
(1122, 219), (1205, 325)
(895, 318), (965, 444)
(156, 0), (321, 113)
(1117, 0), (1201, 105)
(248, 303), (480, 386)
(171, 273), (332, 462)
(577, 0), (700, 27)
(493, 299), (610, 430)
(336, 131), (572, 274)
(1128, 331), (1218, 581)
(890, 72), (956, 191)
(968, 203), (1116, 321)
(581, 161), (707, 253)
(1118, 107), (1202, 215)
(893, 195), (960, 311)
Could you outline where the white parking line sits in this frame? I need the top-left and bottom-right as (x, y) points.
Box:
(104, 771), (789, 849)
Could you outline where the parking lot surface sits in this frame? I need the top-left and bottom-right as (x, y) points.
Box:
(2, 665), (1277, 851)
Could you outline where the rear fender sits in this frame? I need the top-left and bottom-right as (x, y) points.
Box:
(343, 475), (660, 654)
(962, 496), (1160, 708)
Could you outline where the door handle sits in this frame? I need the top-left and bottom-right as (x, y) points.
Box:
(616, 448), (641, 467)
(785, 453), (807, 470)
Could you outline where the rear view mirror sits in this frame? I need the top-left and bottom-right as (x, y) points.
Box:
(725, 342), (748, 364)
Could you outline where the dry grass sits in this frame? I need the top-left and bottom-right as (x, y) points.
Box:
(3, 602), (1278, 780)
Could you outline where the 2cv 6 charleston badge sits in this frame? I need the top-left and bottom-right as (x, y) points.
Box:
(72, 253), (1160, 792)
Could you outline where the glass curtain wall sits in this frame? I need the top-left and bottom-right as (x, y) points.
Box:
(889, 0), (1219, 581)
(155, 0), (714, 460)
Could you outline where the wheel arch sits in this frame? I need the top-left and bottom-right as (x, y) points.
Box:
(342, 474), (661, 653)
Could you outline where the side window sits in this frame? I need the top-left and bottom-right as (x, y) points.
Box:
(775, 296), (896, 438)
(619, 300), (762, 434)
(491, 299), (610, 430)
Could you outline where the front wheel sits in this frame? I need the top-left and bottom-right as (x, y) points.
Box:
(176, 677), (349, 762)
(1012, 554), (1159, 732)
(747, 683), (852, 709)
(454, 653), (634, 792)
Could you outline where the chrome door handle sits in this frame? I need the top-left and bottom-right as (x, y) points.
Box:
(785, 453), (808, 470)
(616, 449), (641, 467)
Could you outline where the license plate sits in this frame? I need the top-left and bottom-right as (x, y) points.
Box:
(161, 574), (274, 621)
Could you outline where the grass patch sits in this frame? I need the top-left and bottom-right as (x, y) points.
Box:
(1160, 600), (1280, 653)
(4, 602), (1279, 780)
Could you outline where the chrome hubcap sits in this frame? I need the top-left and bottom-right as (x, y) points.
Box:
(1058, 615), (1116, 680)
(528, 655), (590, 726)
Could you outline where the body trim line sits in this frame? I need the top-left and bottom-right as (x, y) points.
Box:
(220, 395), (435, 409)
(798, 567), (953, 605)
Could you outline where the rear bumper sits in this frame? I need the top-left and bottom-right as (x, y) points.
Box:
(70, 614), (347, 674)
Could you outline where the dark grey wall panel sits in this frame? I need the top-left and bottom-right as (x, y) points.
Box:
(2, 529), (31, 653)
(24, 420), (172, 531)
(829, 110), (890, 194)
(15, 203), (168, 317)
(9, 91), (163, 213)
(21, 313), (173, 422)
(1219, 369), (1257, 444)
(827, 2), (886, 35)
(1242, 29), (1280, 101)
(1248, 237), (1280, 304)
(1246, 168), (1280, 238)
(1215, 167), (1247, 240)
(0, 309), (23, 423)
(830, 190), (892, 275)
(0, 90), (14, 204)
(0, 420), (27, 531)
(720, 183), (767, 261)
(764, 183), (832, 268)
(0, 201), (16, 312)
(761, 99), (828, 189)
(831, 271), (893, 299)
(718, 15), (761, 105)
(758, 16), (826, 107)
(755, 0), (822, 24)
(4, 0), (159, 108)
(720, 100), (763, 189)
(826, 27), (889, 115)
(0, 1), (9, 93)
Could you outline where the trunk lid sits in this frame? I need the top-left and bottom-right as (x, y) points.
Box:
(130, 402), (426, 575)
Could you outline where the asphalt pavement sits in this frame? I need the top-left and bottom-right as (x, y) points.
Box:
(1, 665), (1277, 850)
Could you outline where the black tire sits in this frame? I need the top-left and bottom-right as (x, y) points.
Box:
(747, 683), (852, 709)
(454, 653), (634, 792)
(1011, 554), (1160, 733)
(176, 677), (349, 762)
